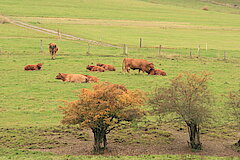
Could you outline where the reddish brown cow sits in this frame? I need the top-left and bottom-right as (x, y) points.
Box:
(91, 66), (105, 72)
(147, 69), (167, 76)
(24, 63), (43, 71)
(48, 43), (58, 60)
(122, 58), (154, 73)
(83, 75), (99, 83)
(96, 63), (116, 71)
(86, 65), (95, 71)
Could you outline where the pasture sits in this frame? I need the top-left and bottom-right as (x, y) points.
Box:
(0, 0), (240, 159)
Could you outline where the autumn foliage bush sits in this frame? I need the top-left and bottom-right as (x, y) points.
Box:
(60, 82), (145, 153)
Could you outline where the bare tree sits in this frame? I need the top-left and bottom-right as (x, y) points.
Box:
(149, 72), (213, 150)
(227, 90), (240, 147)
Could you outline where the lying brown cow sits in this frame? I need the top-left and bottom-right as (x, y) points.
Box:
(55, 73), (88, 83)
(86, 65), (95, 71)
(83, 75), (99, 83)
(48, 43), (58, 60)
(24, 63), (43, 71)
(86, 65), (105, 72)
(122, 58), (154, 73)
(96, 63), (116, 71)
(148, 69), (167, 76)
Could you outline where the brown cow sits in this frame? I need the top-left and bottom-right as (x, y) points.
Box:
(96, 63), (116, 71)
(55, 73), (88, 83)
(48, 43), (58, 60)
(122, 58), (154, 73)
(147, 69), (167, 76)
(86, 65), (95, 71)
(83, 75), (99, 83)
(24, 63), (43, 71)
(90, 66), (105, 72)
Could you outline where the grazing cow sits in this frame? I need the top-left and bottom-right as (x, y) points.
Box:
(55, 73), (88, 83)
(147, 69), (167, 76)
(122, 58), (154, 73)
(24, 63), (43, 71)
(96, 63), (116, 71)
(48, 43), (58, 60)
(84, 75), (99, 83)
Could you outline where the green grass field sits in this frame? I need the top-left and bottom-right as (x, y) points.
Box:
(0, 0), (240, 159)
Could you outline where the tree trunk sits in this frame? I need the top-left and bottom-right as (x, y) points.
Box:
(92, 128), (108, 153)
(103, 133), (107, 149)
(235, 139), (240, 147)
(186, 122), (202, 150)
(93, 129), (102, 153)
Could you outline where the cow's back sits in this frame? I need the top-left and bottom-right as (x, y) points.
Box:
(66, 74), (88, 83)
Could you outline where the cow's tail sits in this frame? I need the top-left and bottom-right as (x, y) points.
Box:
(122, 58), (126, 72)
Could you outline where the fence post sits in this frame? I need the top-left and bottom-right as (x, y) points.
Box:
(140, 38), (142, 48)
(197, 45), (200, 57)
(123, 44), (128, 55)
(58, 29), (61, 39)
(190, 48), (192, 58)
(158, 45), (162, 56)
(86, 43), (91, 55)
(224, 51), (227, 60)
(40, 40), (43, 53)
(206, 43), (208, 54)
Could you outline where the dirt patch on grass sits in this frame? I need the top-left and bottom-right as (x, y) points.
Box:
(31, 123), (239, 157)
(0, 123), (239, 157)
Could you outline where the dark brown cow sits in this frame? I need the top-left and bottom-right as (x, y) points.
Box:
(24, 63), (43, 71)
(96, 63), (116, 71)
(48, 43), (58, 60)
(122, 58), (154, 73)
(147, 69), (167, 76)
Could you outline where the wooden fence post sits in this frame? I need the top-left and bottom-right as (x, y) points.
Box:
(190, 48), (192, 58)
(140, 38), (142, 48)
(224, 51), (227, 60)
(197, 45), (200, 57)
(58, 29), (61, 39)
(86, 43), (91, 55)
(40, 40), (43, 53)
(158, 45), (162, 56)
(206, 43), (208, 54)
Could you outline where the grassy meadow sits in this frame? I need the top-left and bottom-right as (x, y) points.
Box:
(0, 0), (240, 159)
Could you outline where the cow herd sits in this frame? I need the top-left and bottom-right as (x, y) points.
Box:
(23, 43), (167, 84)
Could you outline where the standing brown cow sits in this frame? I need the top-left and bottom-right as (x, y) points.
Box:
(48, 43), (58, 60)
(24, 63), (43, 71)
(122, 58), (154, 73)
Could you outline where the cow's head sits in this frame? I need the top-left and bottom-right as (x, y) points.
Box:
(146, 68), (155, 75)
(37, 63), (43, 69)
(86, 65), (94, 70)
(55, 73), (65, 81)
(146, 63), (154, 72)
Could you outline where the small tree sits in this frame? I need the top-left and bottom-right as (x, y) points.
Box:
(60, 82), (145, 153)
(149, 72), (213, 150)
(227, 90), (240, 147)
